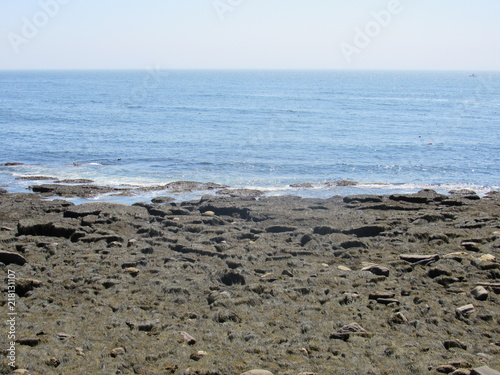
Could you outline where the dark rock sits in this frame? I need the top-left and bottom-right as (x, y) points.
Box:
(216, 188), (263, 198)
(16, 278), (43, 297)
(340, 240), (367, 249)
(343, 195), (383, 203)
(151, 196), (175, 204)
(265, 225), (297, 233)
(400, 254), (440, 265)
(1, 162), (25, 166)
(31, 184), (129, 198)
(443, 339), (468, 350)
(345, 225), (385, 237)
(449, 189), (477, 195)
(0, 251), (27, 265)
(313, 226), (340, 235)
(361, 264), (390, 277)
(220, 271), (246, 286)
(17, 219), (77, 238)
(461, 241), (481, 252)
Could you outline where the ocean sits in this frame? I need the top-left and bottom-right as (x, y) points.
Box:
(0, 70), (499, 203)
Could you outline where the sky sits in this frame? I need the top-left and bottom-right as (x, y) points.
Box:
(0, 0), (499, 70)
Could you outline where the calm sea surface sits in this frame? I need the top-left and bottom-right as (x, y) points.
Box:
(0, 70), (499, 203)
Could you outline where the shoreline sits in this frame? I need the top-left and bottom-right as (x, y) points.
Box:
(1, 188), (499, 374)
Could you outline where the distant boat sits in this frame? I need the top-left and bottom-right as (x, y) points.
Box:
(470, 74), (477, 78)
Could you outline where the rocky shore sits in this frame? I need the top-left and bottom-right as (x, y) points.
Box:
(1, 187), (499, 375)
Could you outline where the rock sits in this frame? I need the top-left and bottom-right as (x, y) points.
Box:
(0, 251), (27, 265)
(325, 180), (358, 186)
(313, 226), (339, 235)
(400, 254), (439, 265)
(449, 189), (477, 195)
(368, 292), (396, 300)
(16, 279), (43, 297)
(17, 219), (77, 238)
(124, 267), (140, 277)
(452, 370), (471, 375)
(110, 347), (126, 357)
(265, 225), (297, 233)
(343, 195), (383, 203)
(202, 210), (215, 216)
(15, 175), (57, 181)
(436, 365), (457, 373)
(240, 370), (274, 375)
(461, 241), (481, 252)
(330, 322), (369, 341)
(190, 350), (208, 361)
(180, 331), (197, 345)
(216, 188), (263, 198)
(151, 196), (175, 204)
(1, 162), (25, 166)
(338, 265), (352, 272)
(471, 366), (500, 375)
(456, 304), (475, 317)
(443, 339), (468, 350)
(56, 179), (94, 183)
(361, 264), (390, 277)
(31, 183), (129, 198)
(478, 254), (496, 262)
(345, 225), (385, 237)
(471, 286), (489, 301)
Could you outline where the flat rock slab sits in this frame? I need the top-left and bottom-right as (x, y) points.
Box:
(400, 254), (440, 263)
(472, 366), (500, 375)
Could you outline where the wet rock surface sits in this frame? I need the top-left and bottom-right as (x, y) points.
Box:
(0, 190), (499, 374)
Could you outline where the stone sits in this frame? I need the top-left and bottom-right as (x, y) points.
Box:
(478, 254), (496, 262)
(443, 339), (468, 350)
(400, 254), (439, 264)
(471, 286), (489, 301)
(456, 304), (475, 317)
(361, 264), (390, 277)
(16, 279), (43, 297)
(202, 210), (215, 216)
(180, 331), (197, 345)
(0, 251), (27, 265)
(436, 365), (457, 373)
(461, 241), (481, 252)
(110, 347), (126, 357)
(124, 267), (140, 277)
(451, 370), (471, 375)
(471, 366), (500, 375)
(338, 265), (352, 272)
(265, 225), (297, 233)
(369, 292), (396, 300)
(190, 350), (208, 361)
(240, 370), (274, 375)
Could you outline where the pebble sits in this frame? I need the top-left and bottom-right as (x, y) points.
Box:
(110, 347), (126, 357)
(124, 267), (140, 277)
(452, 370), (472, 375)
(443, 339), (468, 350)
(337, 265), (351, 271)
(456, 304), (475, 317)
(190, 350), (207, 361)
(180, 331), (197, 345)
(436, 365), (456, 373)
(361, 264), (390, 277)
(202, 210), (215, 216)
(471, 286), (489, 301)
(240, 370), (274, 375)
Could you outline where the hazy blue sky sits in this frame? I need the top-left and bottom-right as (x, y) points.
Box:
(1, 0), (499, 70)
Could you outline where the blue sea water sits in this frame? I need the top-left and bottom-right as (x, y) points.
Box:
(0, 70), (499, 203)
